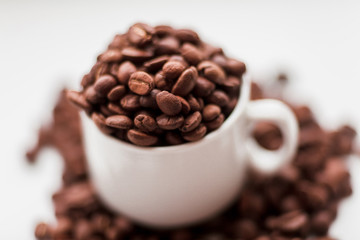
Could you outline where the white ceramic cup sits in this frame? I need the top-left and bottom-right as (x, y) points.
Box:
(81, 74), (298, 228)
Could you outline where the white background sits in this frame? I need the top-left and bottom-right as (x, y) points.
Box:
(0, 0), (360, 239)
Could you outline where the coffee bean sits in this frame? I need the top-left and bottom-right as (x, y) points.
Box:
(85, 86), (105, 104)
(108, 103), (129, 115)
(108, 34), (128, 49)
(165, 131), (184, 145)
(117, 61), (137, 85)
(202, 43), (223, 59)
(226, 58), (246, 76)
(105, 115), (133, 130)
(193, 76), (215, 97)
(75, 219), (93, 240)
(122, 47), (153, 62)
(92, 113), (114, 135)
(203, 104), (221, 121)
(94, 75), (117, 96)
(156, 91), (182, 116)
(139, 89), (160, 109)
(182, 124), (207, 142)
(134, 113), (157, 132)
(181, 43), (203, 65)
(66, 90), (91, 112)
(128, 71), (154, 95)
(155, 36), (180, 55)
(211, 54), (228, 69)
(266, 210), (309, 234)
(222, 76), (241, 95)
(162, 60), (186, 80)
(91, 214), (111, 232)
(174, 29), (200, 44)
(172, 66), (197, 96)
(180, 111), (202, 133)
(187, 94), (202, 112)
(154, 25), (174, 37)
(205, 113), (224, 131)
(223, 98), (238, 116)
(100, 105), (114, 117)
(156, 114), (184, 130)
(81, 73), (95, 88)
(107, 85), (126, 102)
(176, 96), (191, 115)
(120, 94), (141, 111)
(207, 90), (230, 107)
(198, 61), (226, 84)
(127, 23), (154, 47)
(127, 129), (158, 146)
(311, 210), (333, 235)
(98, 49), (123, 62)
(144, 55), (170, 72)
(110, 63), (120, 77)
(35, 223), (52, 239)
(154, 71), (172, 91)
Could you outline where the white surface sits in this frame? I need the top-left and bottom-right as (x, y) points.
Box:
(0, 0), (359, 239)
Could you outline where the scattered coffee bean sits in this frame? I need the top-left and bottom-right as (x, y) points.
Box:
(127, 129), (158, 146)
(139, 89), (160, 109)
(128, 71), (154, 95)
(156, 91), (182, 116)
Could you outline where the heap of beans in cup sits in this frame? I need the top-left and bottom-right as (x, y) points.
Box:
(67, 23), (245, 146)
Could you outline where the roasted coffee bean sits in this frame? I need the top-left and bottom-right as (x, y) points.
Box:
(180, 111), (202, 133)
(228, 219), (258, 240)
(120, 94), (141, 111)
(311, 210), (333, 235)
(266, 210), (309, 234)
(100, 105), (114, 117)
(155, 36), (180, 55)
(172, 66), (197, 96)
(156, 114), (184, 130)
(94, 75), (117, 96)
(156, 91), (182, 116)
(66, 90), (91, 112)
(127, 23), (154, 46)
(134, 113), (157, 132)
(202, 42), (223, 59)
(108, 34), (128, 49)
(139, 89), (160, 109)
(187, 94), (202, 112)
(193, 76), (215, 97)
(181, 43), (203, 65)
(223, 98), (238, 116)
(84, 86), (105, 104)
(35, 222), (52, 239)
(226, 58), (246, 76)
(174, 29), (200, 44)
(122, 47), (153, 62)
(207, 90), (230, 107)
(211, 54), (228, 69)
(222, 76), (241, 94)
(105, 115), (133, 130)
(98, 49), (123, 62)
(205, 113), (224, 131)
(162, 60), (186, 80)
(154, 71), (172, 91)
(154, 25), (174, 37)
(128, 71), (154, 95)
(127, 129), (158, 146)
(144, 55), (170, 72)
(108, 103), (129, 115)
(81, 73), (95, 88)
(203, 104), (221, 121)
(198, 61), (226, 84)
(182, 124), (207, 141)
(117, 61), (137, 85)
(107, 85), (126, 101)
(165, 131), (184, 145)
(110, 63), (120, 77)
(176, 96), (191, 115)
(91, 113), (114, 134)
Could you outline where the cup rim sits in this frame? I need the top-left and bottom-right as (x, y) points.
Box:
(82, 74), (251, 153)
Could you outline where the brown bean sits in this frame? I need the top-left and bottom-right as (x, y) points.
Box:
(182, 124), (207, 142)
(66, 90), (91, 112)
(211, 54), (228, 69)
(193, 76), (215, 97)
(176, 96), (191, 115)
(154, 71), (172, 91)
(84, 86), (105, 104)
(94, 75), (117, 96)
(162, 60), (186, 80)
(174, 29), (200, 44)
(134, 113), (157, 132)
(187, 94), (202, 112)
(198, 61), (226, 84)
(206, 90), (230, 107)
(92, 113), (114, 134)
(181, 43), (203, 65)
(128, 71), (154, 95)
(139, 89), (160, 109)
(107, 103), (129, 115)
(127, 23), (154, 46)
(180, 111), (202, 133)
(117, 61), (136, 85)
(127, 129), (158, 146)
(203, 104), (221, 121)
(226, 58), (246, 76)
(165, 131), (184, 145)
(154, 25), (174, 37)
(156, 114), (184, 130)
(155, 36), (180, 55)
(122, 47), (153, 62)
(171, 66), (198, 96)
(105, 115), (133, 130)
(222, 76), (241, 95)
(100, 105), (114, 117)
(156, 91), (182, 116)
(108, 34), (128, 49)
(144, 55), (170, 72)
(205, 113), (224, 131)
(120, 94), (141, 111)
(98, 49), (122, 62)
(107, 85), (126, 102)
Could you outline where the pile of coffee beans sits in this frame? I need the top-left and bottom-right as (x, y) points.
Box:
(66, 23), (245, 146)
(27, 82), (356, 240)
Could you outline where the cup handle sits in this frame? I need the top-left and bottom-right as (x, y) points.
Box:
(245, 99), (299, 173)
